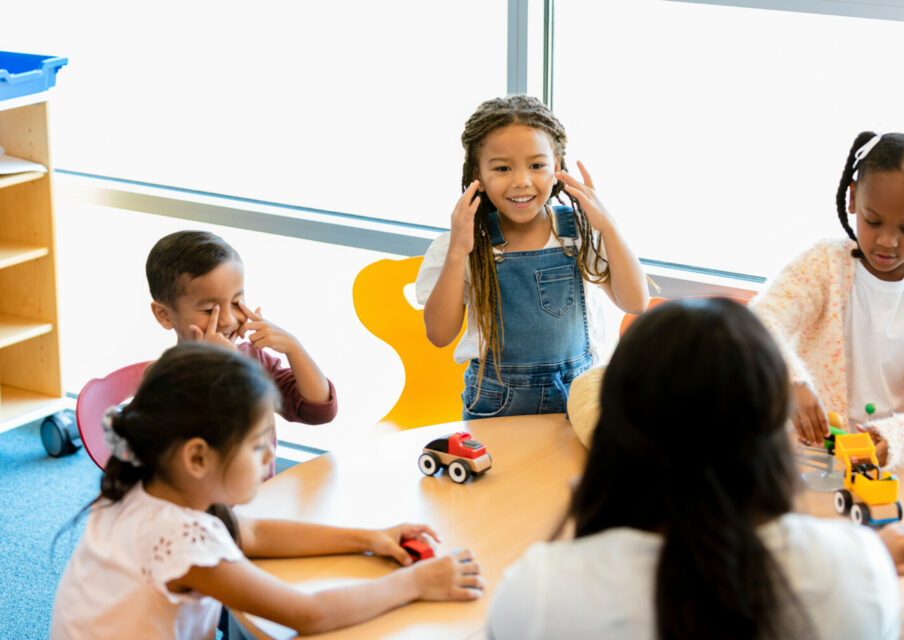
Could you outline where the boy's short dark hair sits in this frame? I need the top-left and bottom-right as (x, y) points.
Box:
(146, 231), (241, 306)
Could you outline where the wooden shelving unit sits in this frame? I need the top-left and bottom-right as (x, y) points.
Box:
(0, 95), (64, 433)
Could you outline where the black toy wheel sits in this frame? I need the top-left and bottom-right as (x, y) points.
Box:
(833, 489), (852, 515)
(448, 459), (471, 484)
(418, 452), (440, 476)
(851, 503), (871, 526)
(40, 410), (81, 457)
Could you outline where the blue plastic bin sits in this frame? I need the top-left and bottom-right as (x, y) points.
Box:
(0, 52), (68, 101)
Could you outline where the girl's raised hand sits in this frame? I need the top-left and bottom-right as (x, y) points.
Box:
(448, 180), (481, 258)
(556, 161), (613, 232)
(411, 549), (484, 601)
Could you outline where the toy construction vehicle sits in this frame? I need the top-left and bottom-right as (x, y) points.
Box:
(418, 432), (492, 484)
(833, 432), (902, 526)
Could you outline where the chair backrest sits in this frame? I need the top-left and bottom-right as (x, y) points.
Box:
(353, 256), (466, 429)
(76, 361), (152, 469)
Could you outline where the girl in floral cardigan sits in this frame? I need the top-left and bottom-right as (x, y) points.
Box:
(751, 132), (904, 467)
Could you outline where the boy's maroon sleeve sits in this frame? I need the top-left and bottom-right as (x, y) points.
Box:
(238, 342), (338, 425)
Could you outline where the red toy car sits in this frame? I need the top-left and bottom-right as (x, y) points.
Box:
(401, 539), (435, 562)
(418, 432), (492, 483)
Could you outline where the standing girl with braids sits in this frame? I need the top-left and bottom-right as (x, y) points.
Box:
(51, 343), (483, 639)
(416, 95), (648, 419)
(489, 298), (900, 640)
(751, 132), (904, 468)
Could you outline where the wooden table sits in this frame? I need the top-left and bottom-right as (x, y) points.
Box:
(233, 413), (587, 639)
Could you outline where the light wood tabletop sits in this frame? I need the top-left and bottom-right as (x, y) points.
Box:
(232, 413), (587, 640)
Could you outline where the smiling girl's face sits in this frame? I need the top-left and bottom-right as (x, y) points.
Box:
(851, 168), (904, 281)
(476, 124), (561, 228)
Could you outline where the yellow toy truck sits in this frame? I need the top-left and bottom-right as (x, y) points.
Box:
(833, 432), (902, 526)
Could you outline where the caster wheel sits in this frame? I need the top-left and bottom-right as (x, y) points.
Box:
(40, 410), (81, 457)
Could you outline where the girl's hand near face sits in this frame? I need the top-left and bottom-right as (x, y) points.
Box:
(448, 180), (481, 259)
(557, 161), (650, 315)
(369, 524), (441, 566)
(556, 161), (614, 232)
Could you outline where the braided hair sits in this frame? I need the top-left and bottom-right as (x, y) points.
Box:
(461, 95), (608, 387)
(836, 132), (904, 259)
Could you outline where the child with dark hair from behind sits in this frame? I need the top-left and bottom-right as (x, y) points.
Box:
(751, 132), (904, 467)
(146, 230), (337, 429)
(51, 343), (482, 639)
(489, 298), (899, 640)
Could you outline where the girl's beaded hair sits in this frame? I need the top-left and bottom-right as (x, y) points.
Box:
(461, 95), (608, 386)
(836, 131), (904, 258)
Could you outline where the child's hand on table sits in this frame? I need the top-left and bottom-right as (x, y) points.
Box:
(238, 301), (299, 355)
(855, 423), (890, 466)
(411, 549), (484, 601)
(189, 304), (240, 351)
(790, 382), (830, 446)
(370, 524), (440, 566)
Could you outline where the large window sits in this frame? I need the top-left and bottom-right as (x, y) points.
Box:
(554, 0), (904, 277)
(2, 1), (507, 227)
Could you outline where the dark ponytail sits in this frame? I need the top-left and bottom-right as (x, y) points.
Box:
(96, 342), (279, 504)
(836, 131), (904, 259)
(54, 343), (276, 558)
(569, 298), (812, 639)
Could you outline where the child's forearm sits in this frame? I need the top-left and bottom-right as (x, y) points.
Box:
(291, 569), (419, 634)
(285, 343), (331, 403)
(423, 250), (469, 347)
(595, 217), (649, 314)
(240, 518), (375, 558)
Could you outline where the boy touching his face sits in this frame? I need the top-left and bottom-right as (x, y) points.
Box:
(146, 231), (337, 425)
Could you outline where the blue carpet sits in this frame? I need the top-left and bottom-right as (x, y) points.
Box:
(0, 420), (305, 639)
(0, 419), (101, 640)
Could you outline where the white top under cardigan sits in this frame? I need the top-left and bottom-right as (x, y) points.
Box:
(51, 484), (243, 640)
(845, 260), (904, 425)
(488, 513), (900, 640)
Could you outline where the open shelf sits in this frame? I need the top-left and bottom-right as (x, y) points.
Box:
(0, 240), (48, 269)
(0, 170), (45, 190)
(0, 312), (53, 349)
(0, 384), (65, 431)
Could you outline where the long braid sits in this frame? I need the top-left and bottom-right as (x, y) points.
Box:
(837, 131), (904, 259)
(836, 132), (874, 258)
(460, 96), (609, 390)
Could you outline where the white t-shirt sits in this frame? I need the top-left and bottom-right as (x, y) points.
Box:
(415, 223), (609, 365)
(845, 261), (904, 425)
(488, 513), (900, 640)
(51, 484), (243, 640)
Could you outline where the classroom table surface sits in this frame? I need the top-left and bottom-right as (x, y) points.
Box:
(232, 412), (587, 640)
(233, 419), (904, 639)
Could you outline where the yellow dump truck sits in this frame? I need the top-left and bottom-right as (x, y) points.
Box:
(833, 433), (902, 526)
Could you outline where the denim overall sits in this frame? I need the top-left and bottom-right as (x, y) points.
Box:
(462, 206), (593, 420)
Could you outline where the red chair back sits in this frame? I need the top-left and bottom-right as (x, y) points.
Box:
(76, 361), (152, 469)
